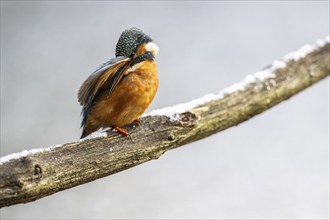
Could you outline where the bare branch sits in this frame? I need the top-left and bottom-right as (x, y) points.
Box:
(1, 38), (329, 208)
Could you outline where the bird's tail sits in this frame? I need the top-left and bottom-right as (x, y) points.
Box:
(80, 129), (89, 139)
(80, 120), (99, 139)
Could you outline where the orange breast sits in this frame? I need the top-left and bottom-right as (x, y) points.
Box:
(89, 60), (158, 128)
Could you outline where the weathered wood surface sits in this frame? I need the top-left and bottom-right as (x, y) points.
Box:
(0, 42), (329, 208)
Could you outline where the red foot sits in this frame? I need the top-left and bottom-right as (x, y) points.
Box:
(114, 127), (129, 136)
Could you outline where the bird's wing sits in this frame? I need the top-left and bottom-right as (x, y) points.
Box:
(77, 56), (130, 106)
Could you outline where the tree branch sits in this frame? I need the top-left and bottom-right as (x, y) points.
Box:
(1, 38), (329, 208)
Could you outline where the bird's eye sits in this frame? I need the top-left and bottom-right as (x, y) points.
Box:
(145, 51), (152, 56)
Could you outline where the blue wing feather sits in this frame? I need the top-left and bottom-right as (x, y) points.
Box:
(78, 56), (129, 129)
(92, 56), (126, 75)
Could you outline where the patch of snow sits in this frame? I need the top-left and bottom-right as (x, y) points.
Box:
(283, 36), (329, 62)
(283, 44), (315, 61)
(78, 128), (108, 142)
(316, 36), (330, 47)
(146, 60), (278, 120)
(146, 68), (275, 121)
(0, 144), (63, 165)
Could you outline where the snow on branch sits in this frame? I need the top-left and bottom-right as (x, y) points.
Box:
(147, 36), (330, 119)
(0, 37), (329, 208)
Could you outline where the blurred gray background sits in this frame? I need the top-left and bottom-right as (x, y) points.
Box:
(1, 1), (329, 219)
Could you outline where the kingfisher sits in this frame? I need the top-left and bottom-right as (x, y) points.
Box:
(78, 28), (159, 138)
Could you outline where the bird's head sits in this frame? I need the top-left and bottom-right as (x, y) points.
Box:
(115, 28), (159, 60)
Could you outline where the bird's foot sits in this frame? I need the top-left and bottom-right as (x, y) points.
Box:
(114, 126), (129, 136)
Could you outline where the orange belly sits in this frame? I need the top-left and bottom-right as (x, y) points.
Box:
(86, 60), (158, 132)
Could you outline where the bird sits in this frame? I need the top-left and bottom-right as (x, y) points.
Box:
(77, 27), (159, 138)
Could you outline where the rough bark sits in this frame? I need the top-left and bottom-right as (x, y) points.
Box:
(0, 42), (329, 208)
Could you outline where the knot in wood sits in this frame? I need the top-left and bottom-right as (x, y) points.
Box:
(179, 112), (197, 127)
(33, 164), (42, 179)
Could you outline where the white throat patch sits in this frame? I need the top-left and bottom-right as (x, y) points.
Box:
(145, 42), (160, 56)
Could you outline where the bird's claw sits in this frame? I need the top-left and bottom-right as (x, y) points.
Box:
(114, 127), (129, 136)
